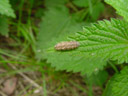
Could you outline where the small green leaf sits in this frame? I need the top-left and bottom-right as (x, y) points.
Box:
(86, 70), (108, 86)
(91, 2), (104, 21)
(105, 0), (128, 22)
(102, 77), (114, 96)
(73, 0), (89, 7)
(0, 16), (9, 36)
(0, 0), (16, 18)
(103, 67), (128, 96)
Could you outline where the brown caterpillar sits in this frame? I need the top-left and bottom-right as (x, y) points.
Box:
(55, 41), (80, 51)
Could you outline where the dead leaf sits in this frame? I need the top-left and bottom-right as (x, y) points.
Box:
(2, 77), (17, 95)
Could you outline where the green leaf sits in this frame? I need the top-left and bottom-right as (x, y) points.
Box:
(102, 77), (114, 96)
(43, 19), (128, 75)
(0, 0), (15, 18)
(0, 16), (9, 36)
(44, 49), (107, 75)
(37, 5), (105, 76)
(91, 2), (104, 21)
(73, 0), (89, 7)
(105, 0), (128, 22)
(103, 67), (128, 96)
(72, 19), (128, 64)
(86, 70), (108, 86)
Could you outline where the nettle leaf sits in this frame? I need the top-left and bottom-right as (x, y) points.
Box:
(0, 0), (15, 18)
(105, 0), (128, 22)
(0, 16), (9, 36)
(103, 67), (128, 96)
(44, 49), (106, 75)
(43, 19), (128, 75)
(73, 19), (128, 64)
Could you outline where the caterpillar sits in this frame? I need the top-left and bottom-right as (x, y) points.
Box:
(55, 41), (80, 51)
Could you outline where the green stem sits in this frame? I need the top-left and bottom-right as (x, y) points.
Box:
(88, 83), (93, 96)
(67, 0), (78, 12)
(108, 61), (119, 73)
(88, 0), (93, 15)
(43, 76), (47, 96)
(28, 0), (34, 25)
(18, 0), (25, 33)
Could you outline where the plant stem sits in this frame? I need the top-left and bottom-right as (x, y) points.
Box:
(17, 0), (25, 34)
(88, 83), (93, 96)
(67, 0), (78, 12)
(88, 0), (93, 15)
(108, 61), (119, 73)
